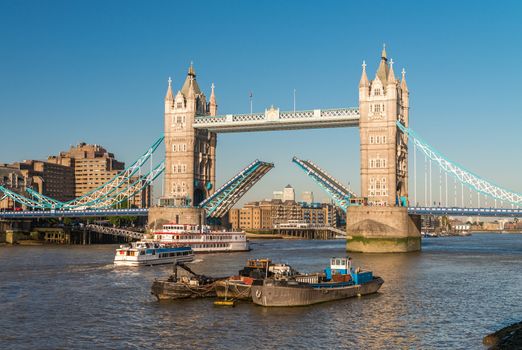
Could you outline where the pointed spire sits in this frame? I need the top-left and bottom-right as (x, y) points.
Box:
(165, 76), (174, 101)
(359, 60), (369, 87)
(181, 62), (201, 97)
(401, 68), (408, 92)
(188, 61), (195, 76)
(376, 45), (389, 85)
(387, 58), (396, 84)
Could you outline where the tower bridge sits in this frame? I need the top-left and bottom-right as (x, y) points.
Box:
(2, 46), (521, 252)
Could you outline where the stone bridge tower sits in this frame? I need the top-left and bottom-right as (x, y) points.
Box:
(358, 45), (409, 206)
(150, 64), (217, 227)
(347, 46), (420, 253)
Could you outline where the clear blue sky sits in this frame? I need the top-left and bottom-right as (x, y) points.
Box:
(1, 0), (521, 206)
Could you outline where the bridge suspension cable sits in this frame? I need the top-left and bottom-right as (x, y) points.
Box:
(0, 136), (165, 210)
(61, 136), (164, 209)
(398, 122), (522, 207)
(0, 185), (49, 209)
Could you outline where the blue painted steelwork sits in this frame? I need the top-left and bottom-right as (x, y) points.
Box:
(63, 136), (164, 208)
(26, 188), (63, 209)
(408, 206), (522, 218)
(292, 157), (357, 212)
(397, 122), (522, 207)
(0, 139), (165, 210)
(90, 161), (165, 209)
(199, 159), (274, 217)
(0, 208), (149, 219)
(0, 185), (49, 209)
(18, 136), (164, 210)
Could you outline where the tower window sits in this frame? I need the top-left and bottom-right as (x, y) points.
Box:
(374, 104), (381, 113)
(374, 88), (381, 96)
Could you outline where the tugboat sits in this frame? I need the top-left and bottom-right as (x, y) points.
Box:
(151, 263), (226, 300)
(251, 257), (384, 307)
(215, 259), (299, 301)
(114, 241), (194, 266)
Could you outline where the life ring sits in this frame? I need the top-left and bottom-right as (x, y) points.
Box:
(255, 289), (262, 298)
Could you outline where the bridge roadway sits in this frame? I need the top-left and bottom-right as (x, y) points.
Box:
(408, 206), (522, 218)
(1, 206), (520, 219)
(0, 208), (149, 219)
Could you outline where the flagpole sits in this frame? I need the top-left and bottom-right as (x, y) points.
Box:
(249, 91), (253, 114)
(293, 88), (296, 114)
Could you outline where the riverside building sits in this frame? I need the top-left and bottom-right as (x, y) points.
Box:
(228, 198), (340, 231)
(48, 142), (151, 208)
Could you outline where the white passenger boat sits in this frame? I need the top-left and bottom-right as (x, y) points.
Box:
(152, 223), (250, 253)
(114, 241), (194, 266)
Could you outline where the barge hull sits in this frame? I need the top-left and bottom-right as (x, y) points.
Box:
(251, 277), (383, 307)
(151, 280), (217, 300)
(215, 281), (252, 300)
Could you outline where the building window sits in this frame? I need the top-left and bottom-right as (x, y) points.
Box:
(374, 104), (381, 113)
(369, 136), (374, 144)
(183, 144), (187, 152)
(374, 88), (381, 96)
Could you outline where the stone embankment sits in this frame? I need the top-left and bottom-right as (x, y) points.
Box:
(483, 321), (522, 349)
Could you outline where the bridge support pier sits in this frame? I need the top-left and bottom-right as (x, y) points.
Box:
(346, 207), (421, 253)
(148, 207), (206, 232)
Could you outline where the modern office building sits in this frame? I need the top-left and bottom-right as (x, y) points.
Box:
(282, 184), (295, 202)
(301, 191), (314, 204)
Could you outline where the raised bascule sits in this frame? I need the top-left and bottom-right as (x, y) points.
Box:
(2, 46), (522, 252)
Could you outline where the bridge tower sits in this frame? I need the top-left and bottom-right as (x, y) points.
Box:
(358, 45), (409, 206)
(149, 64), (217, 228)
(347, 46), (421, 253)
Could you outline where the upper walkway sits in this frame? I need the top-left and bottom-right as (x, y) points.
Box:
(193, 107), (360, 133)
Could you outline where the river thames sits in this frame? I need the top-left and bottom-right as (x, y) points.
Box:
(1, 233), (521, 349)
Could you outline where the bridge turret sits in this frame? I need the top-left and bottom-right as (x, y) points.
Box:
(401, 68), (409, 125)
(161, 63), (217, 209)
(165, 77), (174, 113)
(209, 83), (217, 116)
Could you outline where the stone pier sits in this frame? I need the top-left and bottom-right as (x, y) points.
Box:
(346, 206), (421, 253)
(147, 207), (206, 231)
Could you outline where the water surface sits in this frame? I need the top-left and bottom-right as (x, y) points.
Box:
(1, 233), (521, 349)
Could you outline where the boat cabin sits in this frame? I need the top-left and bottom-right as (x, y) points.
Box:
(325, 257), (352, 281)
